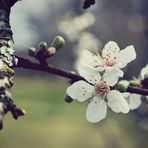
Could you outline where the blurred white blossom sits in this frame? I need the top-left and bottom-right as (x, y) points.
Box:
(119, 80), (142, 110)
(119, 63), (148, 110)
(141, 64), (148, 79)
(75, 32), (102, 69)
(58, 12), (95, 41)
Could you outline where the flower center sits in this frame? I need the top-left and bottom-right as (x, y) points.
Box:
(104, 57), (117, 67)
(95, 81), (110, 97)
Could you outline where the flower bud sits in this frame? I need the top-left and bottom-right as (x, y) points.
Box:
(51, 36), (65, 50)
(39, 41), (48, 51)
(116, 81), (129, 92)
(28, 47), (37, 57)
(65, 95), (73, 103)
(46, 47), (56, 57)
(129, 80), (140, 87)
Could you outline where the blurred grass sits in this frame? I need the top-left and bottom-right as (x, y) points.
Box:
(0, 77), (148, 148)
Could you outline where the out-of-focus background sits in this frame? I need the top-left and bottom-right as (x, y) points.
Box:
(0, 0), (148, 148)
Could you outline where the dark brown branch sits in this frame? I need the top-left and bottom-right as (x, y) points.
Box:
(15, 56), (148, 96)
(126, 86), (148, 96)
(16, 56), (85, 82)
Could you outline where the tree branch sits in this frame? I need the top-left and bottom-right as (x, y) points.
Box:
(15, 56), (148, 96)
(127, 86), (148, 96)
(15, 56), (84, 81)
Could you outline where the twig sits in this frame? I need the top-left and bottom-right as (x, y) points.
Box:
(15, 56), (148, 96)
(16, 56), (84, 81)
(126, 86), (148, 96)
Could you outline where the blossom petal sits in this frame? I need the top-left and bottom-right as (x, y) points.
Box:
(66, 80), (94, 102)
(103, 67), (124, 86)
(107, 90), (129, 113)
(86, 97), (107, 123)
(128, 94), (142, 110)
(78, 66), (101, 84)
(140, 64), (148, 79)
(102, 41), (120, 58)
(117, 45), (136, 68)
(122, 92), (130, 98)
(79, 50), (104, 71)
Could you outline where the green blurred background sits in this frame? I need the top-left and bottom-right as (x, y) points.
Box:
(1, 0), (148, 147)
(0, 77), (148, 148)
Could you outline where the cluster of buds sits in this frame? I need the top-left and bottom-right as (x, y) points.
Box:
(28, 36), (65, 65)
(0, 40), (25, 130)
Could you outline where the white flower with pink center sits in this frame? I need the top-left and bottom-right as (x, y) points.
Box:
(66, 66), (129, 123)
(79, 41), (136, 73)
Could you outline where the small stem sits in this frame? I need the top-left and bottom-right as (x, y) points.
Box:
(16, 56), (84, 81)
(126, 86), (148, 96)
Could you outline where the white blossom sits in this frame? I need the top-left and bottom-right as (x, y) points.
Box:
(67, 66), (129, 123)
(79, 41), (136, 73)
(119, 80), (142, 110)
(123, 92), (142, 110)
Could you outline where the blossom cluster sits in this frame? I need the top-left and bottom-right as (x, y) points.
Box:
(119, 64), (148, 110)
(67, 41), (138, 123)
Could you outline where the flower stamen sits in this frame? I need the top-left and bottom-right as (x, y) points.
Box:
(95, 81), (110, 97)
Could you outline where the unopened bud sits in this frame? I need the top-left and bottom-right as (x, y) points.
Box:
(116, 81), (129, 92)
(51, 36), (65, 50)
(129, 80), (140, 87)
(47, 47), (56, 57)
(65, 95), (73, 103)
(28, 47), (37, 57)
(39, 41), (48, 50)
